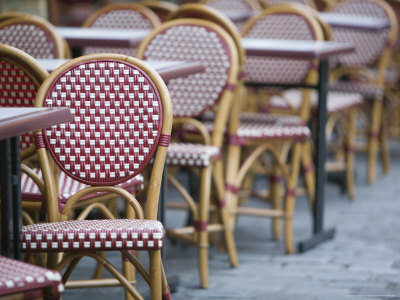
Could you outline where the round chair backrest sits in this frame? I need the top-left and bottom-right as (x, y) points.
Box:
(136, 19), (238, 120)
(166, 3), (246, 70)
(387, 0), (400, 54)
(242, 4), (324, 85)
(331, 0), (398, 67)
(0, 16), (66, 59)
(34, 54), (172, 187)
(140, 0), (179, 22)
(201, 0), (262, 29)
(0, 44), (48, 153)
(82, 3), (161, 56)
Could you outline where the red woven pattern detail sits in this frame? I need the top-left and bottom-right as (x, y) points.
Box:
(332, 81), (383, 99)
(22, 219), (165, 252)
(166, 143), (220, 167)
(267, 89), (363, 113)
(244, 14), (315, 84)
(332, 0), (390, 66)
(159, 133), (171, 147)
(143, 24), (231, 118)
(83, 9), (154, 55)
(21, 169), (144, 208)
(0, 256), (62, 296)
(43, 60), (162, 185)
(0, 60), (37, 150)
(0, 23), (57, 58)
(267, 0), (309, 5)
(34, 133), (46, 150)
(206, 0), (254, 12)
(238, 122), (310, 140)
(194, 220), (208, 231)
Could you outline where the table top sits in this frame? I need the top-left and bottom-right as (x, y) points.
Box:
(242, 38), (355, 59)
(37, 59), (205, 81)
(0, 107), (72, 141)
(319, 12), (390, 31)
(56, 27), (150, 48)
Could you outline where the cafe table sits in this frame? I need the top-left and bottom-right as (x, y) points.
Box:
(242, 38), (354, 252)
(319, 12), (390, 31)
(0, 107), (72, 259)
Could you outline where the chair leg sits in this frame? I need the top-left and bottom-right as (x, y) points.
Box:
(301, 140), (315, 208)
(212, 160), (238, 268)
(284, 142), (303, 254)
(346, 110), (357, 200)
(149, 250), (162, 300)
(124, 202), (136, 300)
(367, 99), (383, 184)
(269, 164), (282, 240)
(197, 166), (212, 288)
(380, 108), (390, 175)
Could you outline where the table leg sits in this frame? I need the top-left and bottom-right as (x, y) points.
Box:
(0, 137), (21, 259)
(298, 59), (335, 252)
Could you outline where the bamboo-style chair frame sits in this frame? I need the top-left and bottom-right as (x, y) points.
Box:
(22, 53), (173, 300)
(328, 0), (398, 185)
(140, 0), (179, 22)
(224, 4), (324, 254)
(137, 18), (239, 288)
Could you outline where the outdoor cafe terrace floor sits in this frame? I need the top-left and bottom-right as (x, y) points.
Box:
(63, 141), (400, 300)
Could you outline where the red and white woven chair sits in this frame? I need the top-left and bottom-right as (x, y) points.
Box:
(82, 3), (161, 56)
(328, 0), (398, 184)
(201, 0), (262, 29)
(0, 15), (68, 59)
(137, 19), (239, 288)
(0, 256), (63, 300)
(21, 54), (173, 300)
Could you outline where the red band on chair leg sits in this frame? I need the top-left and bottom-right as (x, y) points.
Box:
(217, 198), (227, 208)
(238, 70), (246, 80)
(345, 145), (355, 153)
(368, 130), (378, 138)
(286, 188), (296, 197)
(194, 221), (208, 231)
(162, 292), (172, 300)
(269, 175), (282, 184)
(34, 133), (46, 150)
(226, 183), (239, 195)
(303, 164), (313, 173)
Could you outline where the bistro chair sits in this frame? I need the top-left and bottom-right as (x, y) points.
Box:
(137, 19), (239, 288)
(0, 15), (68, 59)
(141, 0), (179, 22)
(201, 0), (262, 29)
(0, 256), (64, 300)
(82, 3), (161, 56)
(328, 0), (398, 184)
(21, 53), (173, 300)
(223, 4), (323, 254)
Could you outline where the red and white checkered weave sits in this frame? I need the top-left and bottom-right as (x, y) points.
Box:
(142, 24), (231, 118)
(332, 0), (390, 66)
(331, 81), (384, 99)
(21, 170), (144, 209)
(0, 23), (57, 59)
(166, 143), (220, 167)
(0, 60), (37, 150)
(244, 13), (316, 84)
(22, 219), (165, 252)
(237, 122), (310, 141)
(240, 112), (303, 124)
(0, 256), (63, 296)
(83, 9), (154, 55)
(267, 89), (363, 113)
(42, 60), (163, 186)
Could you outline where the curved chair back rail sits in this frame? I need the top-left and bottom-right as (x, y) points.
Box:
(241, 4), (324, 86)
(166, 3), (246, 70)
(0, 44), (49, 157)
(141, 0), (179, 22)
(82, 3), (161, 56)
(0, 16), (66, 59)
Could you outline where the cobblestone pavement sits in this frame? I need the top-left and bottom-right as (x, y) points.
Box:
(64, 141), (400, 300)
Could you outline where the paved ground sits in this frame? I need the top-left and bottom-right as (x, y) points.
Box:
(64, 141), (400, 300)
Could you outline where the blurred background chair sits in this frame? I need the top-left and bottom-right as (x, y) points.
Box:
(137, 18), (239, 288)
(141, 0), (178, 22)
(82, 3), (161, 56)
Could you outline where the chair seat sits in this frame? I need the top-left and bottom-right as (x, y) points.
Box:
(268, 89), (363, 113)
(22, 219), (165, 252)
(0, 256), (63, 297)
(166, 143), (221, 167)
(240, 112), (303, 125)
(237, 122), (310, 141)
(21, 170), (144, 209)
(331, 81), (384, 99)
